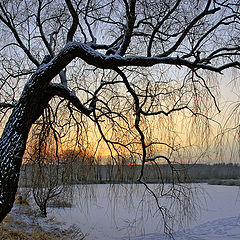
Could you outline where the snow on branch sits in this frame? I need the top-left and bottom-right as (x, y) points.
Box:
(60, 42), (240, 73)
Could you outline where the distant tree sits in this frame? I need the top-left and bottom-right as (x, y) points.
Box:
(0, 0), (239, 231)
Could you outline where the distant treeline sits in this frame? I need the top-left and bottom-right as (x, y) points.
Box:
(184, 163), (240, 182)
(19, 162), (240, 187)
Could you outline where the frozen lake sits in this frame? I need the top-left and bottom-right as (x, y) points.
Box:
(49, 183), (240, 240)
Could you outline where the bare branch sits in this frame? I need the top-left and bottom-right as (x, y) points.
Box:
(147, 0), (182, 57)
(84, 0), (96, 43)
(0, 3), (40, 67)
(36, 0), (55, 57)
(141, 106), (188, 116)
(183, 15), (239, 59)
(145, 155), (173, 167)
(117, 0), (136, 56)
(47, 83), (93, 116)
(158, 1), (220, 57)
(65, 0), (79, 42)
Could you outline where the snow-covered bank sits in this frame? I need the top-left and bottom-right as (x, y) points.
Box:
(0, 203), (85, 239)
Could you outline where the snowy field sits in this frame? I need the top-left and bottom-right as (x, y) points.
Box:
(49, 183), (240, 240)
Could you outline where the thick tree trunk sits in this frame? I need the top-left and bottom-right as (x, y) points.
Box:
(0, 43), (92, 222)
(0, 113), (30, 222)
(0, 81), (52, 222)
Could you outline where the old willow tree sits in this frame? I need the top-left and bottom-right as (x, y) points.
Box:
(0, 0), (239, 222)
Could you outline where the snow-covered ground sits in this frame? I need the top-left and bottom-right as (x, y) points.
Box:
(131, 216), (240, 240)
(49, 183), (240, 240)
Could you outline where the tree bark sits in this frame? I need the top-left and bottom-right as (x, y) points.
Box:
(0, 76), (52, 222)
(0, 115), (30, 222)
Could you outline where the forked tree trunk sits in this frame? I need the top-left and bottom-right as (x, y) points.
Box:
(0, 81), (52, 222)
